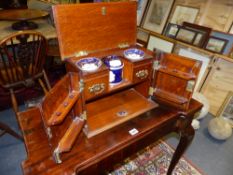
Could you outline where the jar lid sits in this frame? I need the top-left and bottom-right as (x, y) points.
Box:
(109, 59), (122, 67)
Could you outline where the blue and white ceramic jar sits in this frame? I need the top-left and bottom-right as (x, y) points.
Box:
(103, 55), (124, 84)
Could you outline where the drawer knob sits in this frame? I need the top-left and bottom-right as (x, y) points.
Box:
(88, 83), (105, 94)
(136, 69), (148, 79)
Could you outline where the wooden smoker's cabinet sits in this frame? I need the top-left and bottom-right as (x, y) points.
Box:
(17, 2), (201, 172)
(43, 1), (202, 164)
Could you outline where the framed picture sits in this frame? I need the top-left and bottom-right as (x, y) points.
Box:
(229, 46), (233, 59)
(142, 0), (174, 34)
(177, 48), (212, 91)
(164, 23), (181, 38)
(175, 27), (197, 44)
(205, 36), (228, 54)
(228, 23), (233, 34)
(137, 0), (149, 26)
(137, 27), (150, 47)
(147, 34), (175, 53)
(193, 33), (205, 46)
(217, 91), (233, 127)
(170, 5), (199, 25)
(183, 22), (212, 47)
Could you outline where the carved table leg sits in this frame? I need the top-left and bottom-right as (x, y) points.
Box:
(167, 117), (195, 175)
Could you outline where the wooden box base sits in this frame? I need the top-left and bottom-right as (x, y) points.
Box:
(84, 88), (158, 138)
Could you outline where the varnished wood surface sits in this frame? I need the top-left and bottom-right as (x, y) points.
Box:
(0, 9), (48, 21)
(85, 89), (158, 138)
(153, 53), (202, 110)
(18, 99), (202, 175)
(53, 2), (137, 60)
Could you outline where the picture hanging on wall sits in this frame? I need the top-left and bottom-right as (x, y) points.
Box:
(137, 0), (149, 26)
(142, 0), (174, 34)
(170, 5), (199, 25)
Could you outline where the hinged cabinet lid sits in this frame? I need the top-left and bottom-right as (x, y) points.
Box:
(52, 2), (137, 60)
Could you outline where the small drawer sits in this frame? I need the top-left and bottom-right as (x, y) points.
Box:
(133, 64), (152, 83)
(84, 73), (109, 100)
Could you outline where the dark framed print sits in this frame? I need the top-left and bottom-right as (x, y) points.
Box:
(217, 91), (233, 127)
(228, 22), (233, 34)
(137, 0), (149, 26)
(170, 5), (199, 25)
(175, 27), (197, 44)
(193, 32), (205, 46)
(142, 0), (174, 34)
(183, 22), (212, 47)
(164, 23), (181, 38)
(205, 36), (228, 54)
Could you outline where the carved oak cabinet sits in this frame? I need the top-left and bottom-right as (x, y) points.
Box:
(17, 2), (203, 175)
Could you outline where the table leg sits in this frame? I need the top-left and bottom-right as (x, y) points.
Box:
(167, 117), (195, 175)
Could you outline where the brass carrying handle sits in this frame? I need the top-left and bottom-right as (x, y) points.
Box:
(88, 83), (105, 94)
(136, 69), (149, 79)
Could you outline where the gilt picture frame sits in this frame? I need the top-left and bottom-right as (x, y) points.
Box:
(170, 5), (199, 25)
(142, 0), (174, 34)
(217, 91), (233, 127)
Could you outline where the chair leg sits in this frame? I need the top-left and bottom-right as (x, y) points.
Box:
(0, 122), (23, 141)
(10, 89), (18, 114)
(38, 78), (49, 95)
(43, 69), (52, 90)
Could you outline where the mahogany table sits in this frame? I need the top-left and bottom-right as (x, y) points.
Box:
(18, 99), (202, 175)
(0, 9), (49, 30)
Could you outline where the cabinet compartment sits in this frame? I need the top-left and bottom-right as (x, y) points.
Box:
(84, 88), (158, 138)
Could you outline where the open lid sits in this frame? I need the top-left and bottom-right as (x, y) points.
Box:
(52, 1), (137, 60)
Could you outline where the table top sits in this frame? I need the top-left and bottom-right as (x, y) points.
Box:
(18, 99), (202, 175)
(0, 9), (49, 21)
(0, 19), (57, 40)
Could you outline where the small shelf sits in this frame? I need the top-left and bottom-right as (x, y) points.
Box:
(84, 88), (158, 138)
(108, 79), (132, 91)
(154, 89), (188, 105)
(57, 118), (85, 153)
(48, 90), (80, 126)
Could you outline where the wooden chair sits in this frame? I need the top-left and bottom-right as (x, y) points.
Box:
(0, 31), (51, 140)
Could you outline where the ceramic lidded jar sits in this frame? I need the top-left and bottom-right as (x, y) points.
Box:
(103, 55), (124, 85)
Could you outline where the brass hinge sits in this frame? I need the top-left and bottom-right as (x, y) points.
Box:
(186, 80), (195, 92)
(152, 60), (160, 70)
(148, 87), (155, 96)
(80, 111), (87, 120)
(46, 127), (52, 139)
(75, 51), (88, 57)
(53, 148), (62, 164)
(101, 6), (106, 15)
(118, 43), (129, 49)
(79, 79), (84, 93)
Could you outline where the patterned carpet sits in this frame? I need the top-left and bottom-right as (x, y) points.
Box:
(110, 140), (203, 175)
